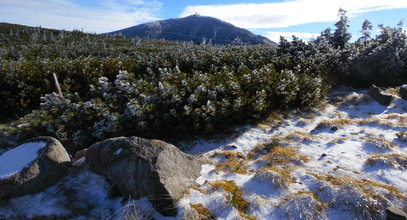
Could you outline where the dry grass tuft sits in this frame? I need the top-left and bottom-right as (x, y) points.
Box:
(119, 201), (143, 220)
(337, 185), (391, 219)
(362, 136), (396, 152)
(259, 166), (297, 184)
(190, 203), (214, 220)
(318, 118), (352, 127)
(211, 151), (246, 160)
(357, 116), (407, 127)
(262, 146), (309, 166)
(333, 92), (372, 106)
(385, 87), (400, 97)
(0, 124), (7, 130)
(278, 191), (327, 220)
(365, 153), (407, 169)
(215, 159), (250, 174)
(191, 186), (207, 194)
(256, 111), (285, 129)
(309, 172), (405, 219)
(283, 131), (317, 143)
(309, 173), (404, 200)
(213, 151), (250, 174)
(251, 138), (287, 156)
(253, 168), (291, 189)
(327, 137), (348, 145)
(396, 130), (407, 142)
(208, 180), (254, 219)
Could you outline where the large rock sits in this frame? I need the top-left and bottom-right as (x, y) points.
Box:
(368, 84), (393, 106)
(386, 207), (407, 220)
(0, 136), (71, 199)
(86, 136), (203, 216)
(400, 84), (407, 100)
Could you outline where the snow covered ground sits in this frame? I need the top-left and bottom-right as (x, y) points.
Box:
(0, 88), (406, 219)
(0, 141), (46, 180)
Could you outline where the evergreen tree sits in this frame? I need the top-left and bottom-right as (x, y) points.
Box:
(358, 19), (373, 43)
(331, 8), (352, 48)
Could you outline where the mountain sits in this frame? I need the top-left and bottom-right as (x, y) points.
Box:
(108, 15), (274, 45)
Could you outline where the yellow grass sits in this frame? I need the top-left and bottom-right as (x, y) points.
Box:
(283, 191), (328, 208)
(335, 93), (372, 106)
(209, 180), (254, 219)
(190, 203), (213, 220)
(283, 131), (317, 143)
(366, 153), (407, 168)
(309, 173), (405, 199)
(385, 87), (400, 97)
(258, 166), (297, 184)
(213, 151), (250, 174)
(215, 159), (249, 174)
(362, 136), (396, 151)
(319, 118), (353, 127)
(262, 146), (309, 166)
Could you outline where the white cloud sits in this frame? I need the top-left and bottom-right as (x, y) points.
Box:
(265, 32), (319, 42)
(180, 0), (407, 29)
(0, 0), (162, 33)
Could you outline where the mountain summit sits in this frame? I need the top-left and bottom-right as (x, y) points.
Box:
(109, 15), (274, 45)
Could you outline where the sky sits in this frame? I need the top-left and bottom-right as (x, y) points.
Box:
(0, 0), (406, 42)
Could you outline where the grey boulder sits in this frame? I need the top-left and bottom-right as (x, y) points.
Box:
(368, 84), (393, 106)
(0, 136), (71, 199)
(86, 136), (203, 216)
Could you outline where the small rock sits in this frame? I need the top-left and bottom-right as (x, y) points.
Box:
(386, 207), (407, 220)
(319, 153), (327, 160)
(315, 122), (329, 130)
(330, 126), (339, 131)
(400, 85), (407, 100)
(224, 145), (237, 150)
(368, 84), (393, 106)
(236, 152), (245, 159)
(396, 131), (407, 142)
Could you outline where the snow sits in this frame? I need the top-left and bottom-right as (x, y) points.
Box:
(1, 88), (406, 219)
(179, 89), (407, 219)
(114, 148), (122, 155)
(0, 141), (47, 180)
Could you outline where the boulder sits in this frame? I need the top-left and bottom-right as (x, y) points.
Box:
(0, 136), (71, 199)
(400, 85), (407, 100)
(386, 207), (407, 220)
(368, 84), (393, 106)
(86, 136), (204, 216)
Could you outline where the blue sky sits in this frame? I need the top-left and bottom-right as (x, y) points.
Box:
(0, 0), (406, 42)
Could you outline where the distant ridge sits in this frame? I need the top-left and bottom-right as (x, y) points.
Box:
(108, 15), (275, 45)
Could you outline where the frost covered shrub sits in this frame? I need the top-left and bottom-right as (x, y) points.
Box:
(0, 59), (49, 118)
(9, 65), (327, 151)
(0, 30), (276, 119)
(348, 25), (407, 86)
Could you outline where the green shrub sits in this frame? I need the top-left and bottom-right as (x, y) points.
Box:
(8, 65), (327, 152)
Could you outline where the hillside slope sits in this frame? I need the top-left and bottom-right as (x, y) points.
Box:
(1, 88), (406, 219)
(109, 15), (274, 45)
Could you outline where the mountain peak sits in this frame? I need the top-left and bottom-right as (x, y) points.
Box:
(109, 16), (274, 45)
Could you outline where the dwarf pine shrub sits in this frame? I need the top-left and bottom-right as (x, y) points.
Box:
(9, 63), (327, 152)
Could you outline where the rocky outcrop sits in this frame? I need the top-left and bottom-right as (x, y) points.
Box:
(368, 84), (393, 106)
(400, 85), (407, 100)
(86, 136), (203, 216)
(0, 136), (71, 199)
